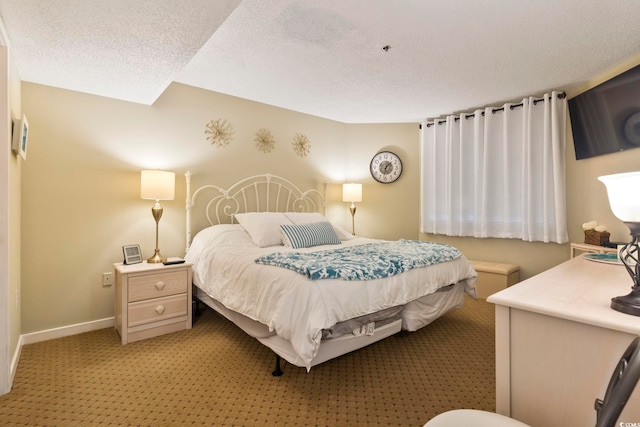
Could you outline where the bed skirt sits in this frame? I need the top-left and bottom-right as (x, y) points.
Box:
(193, 281), (466, 369)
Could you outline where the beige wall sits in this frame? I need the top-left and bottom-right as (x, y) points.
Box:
(422, 56), (640, 281)
(341, 124), (421, 240)
(20, 82), (417, 333)
(1, 42), (22, 392)
(19, 54), (640, 333)
(7, 49), (21, 367)
(0, 45), (10, 393)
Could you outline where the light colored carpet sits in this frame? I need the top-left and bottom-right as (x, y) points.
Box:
(0, 295), (495, 426)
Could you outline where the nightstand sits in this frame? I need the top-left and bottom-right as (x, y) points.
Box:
(570, 242), (618, 258)
(114, 261), (192, 344)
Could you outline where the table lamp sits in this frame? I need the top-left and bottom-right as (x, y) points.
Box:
(141, 170), (175, 263)
(599, 171), (640, 316)
(342, 183), (362, 235)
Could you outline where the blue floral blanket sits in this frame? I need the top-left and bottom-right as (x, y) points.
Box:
(255, 239), (462, 280)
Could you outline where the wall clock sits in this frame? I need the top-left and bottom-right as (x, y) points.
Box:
(370, 151), (402, 183)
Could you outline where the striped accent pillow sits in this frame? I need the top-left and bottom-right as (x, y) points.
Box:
(280, 221), (341, 249)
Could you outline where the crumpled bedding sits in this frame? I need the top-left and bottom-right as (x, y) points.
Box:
(255, 239), (462, 280)
(186, 224), (477, 370)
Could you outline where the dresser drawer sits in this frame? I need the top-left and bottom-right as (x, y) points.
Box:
(128, 270), (188, 302)
(114, 261), (192, 344)
(128, 294), (188, 327)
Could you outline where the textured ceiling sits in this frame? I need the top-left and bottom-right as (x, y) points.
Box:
(1, 0), (639, 123)
(0, 0), (242, 104)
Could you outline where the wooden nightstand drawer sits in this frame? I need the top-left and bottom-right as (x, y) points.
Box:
(128, 270), (188, 302)
(128, 294), (188, 327)
(114, 261), (192, 344)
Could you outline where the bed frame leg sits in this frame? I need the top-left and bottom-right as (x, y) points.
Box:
(192, 296), (202, 325)
(272, 355), (283, 377)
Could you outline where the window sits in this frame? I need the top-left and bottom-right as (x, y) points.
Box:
(420, 91), (568, 244)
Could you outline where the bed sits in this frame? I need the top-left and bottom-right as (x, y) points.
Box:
(184, 173), (477, 374)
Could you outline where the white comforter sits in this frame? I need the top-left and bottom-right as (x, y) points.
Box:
(186, 224), (477, 370)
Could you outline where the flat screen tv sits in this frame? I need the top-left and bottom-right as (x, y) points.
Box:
(568, 64), (640, 160)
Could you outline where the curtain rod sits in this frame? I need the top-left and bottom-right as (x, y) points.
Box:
(420, 91), (566, 128)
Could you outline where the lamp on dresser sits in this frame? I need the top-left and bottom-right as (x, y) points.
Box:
(141, 170), (175, 263)
(342, 183), (362, 235)
(599, 171), (640, 316)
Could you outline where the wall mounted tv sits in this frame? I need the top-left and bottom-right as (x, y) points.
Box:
(569, 64), (640, 160)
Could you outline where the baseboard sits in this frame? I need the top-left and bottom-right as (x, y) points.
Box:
(20, 317), (115, 346)
(9, 335), (22, 386)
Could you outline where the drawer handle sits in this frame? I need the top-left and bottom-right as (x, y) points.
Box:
(155, 281), (165, 290)
(155, 305), (165, 315)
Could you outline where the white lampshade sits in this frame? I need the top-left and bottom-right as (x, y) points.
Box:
(598, 171), (640, 222)
(141, 170), (175, 200)
(342, 183), (362, 203)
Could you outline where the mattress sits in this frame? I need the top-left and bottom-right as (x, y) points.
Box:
(186, 224), (477, 369)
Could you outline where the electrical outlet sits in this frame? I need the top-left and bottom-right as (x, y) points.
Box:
(102, 272), (113, 287)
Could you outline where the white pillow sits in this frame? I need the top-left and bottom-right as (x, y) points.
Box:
(280, 221), (341, 249)
(284, 212), (324, 224)
(234, 212), (293, 247)
(285, 212), (353, 240)
(185, 224), (253, 265)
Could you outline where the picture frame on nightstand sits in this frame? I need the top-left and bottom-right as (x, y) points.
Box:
(122, 244), (142, 265)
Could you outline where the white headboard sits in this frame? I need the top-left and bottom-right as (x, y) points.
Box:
(185, 172), (327, 251)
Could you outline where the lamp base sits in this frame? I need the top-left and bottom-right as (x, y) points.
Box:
(611, 288), (640, 317)
(147, 249), (166, 264)
(350, 203), (356, 235)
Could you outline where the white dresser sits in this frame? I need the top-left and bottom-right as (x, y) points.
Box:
(487, 255), (640, 426)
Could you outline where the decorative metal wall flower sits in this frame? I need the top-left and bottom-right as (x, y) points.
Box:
(205, 118), (234, 147)
(254, 128), (276, 153)
(292, 133), (311, 157)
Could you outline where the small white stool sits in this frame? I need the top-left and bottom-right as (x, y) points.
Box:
(468, 260), (519, 299)
(424, 409), (529, 427)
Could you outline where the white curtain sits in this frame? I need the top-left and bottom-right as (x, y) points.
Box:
(420, 91), (568, 244)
